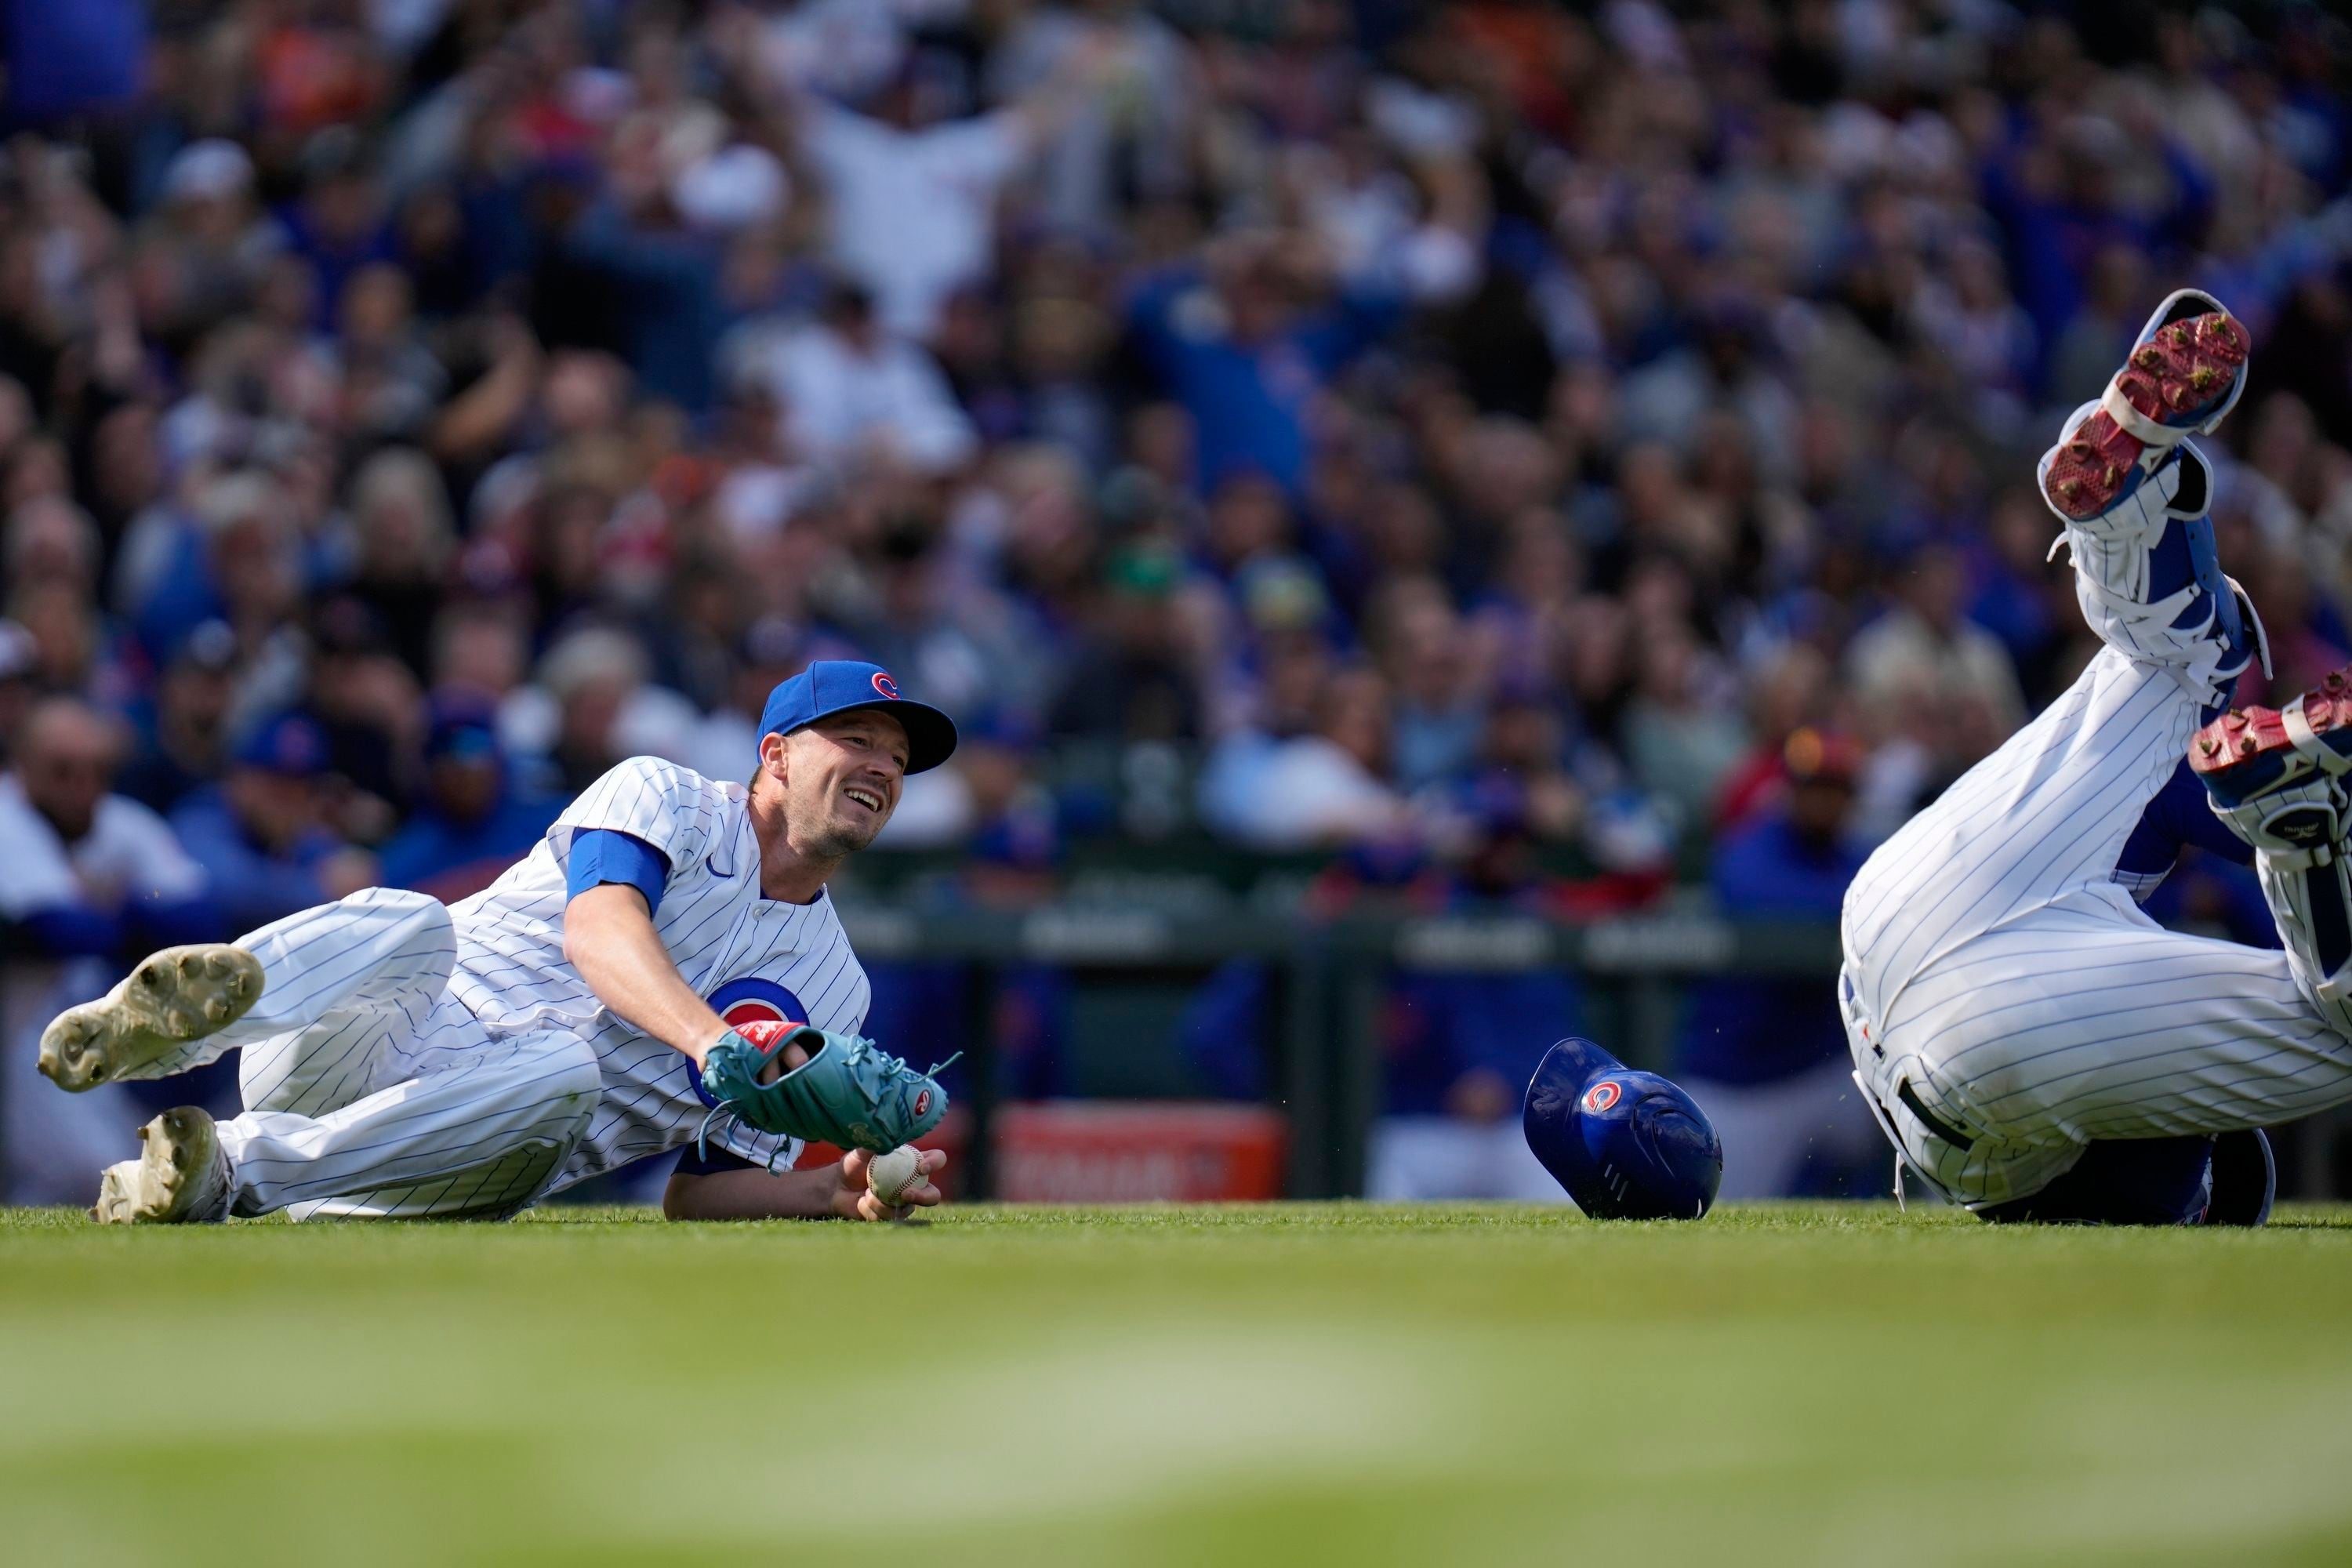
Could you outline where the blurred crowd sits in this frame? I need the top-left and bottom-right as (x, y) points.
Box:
(5, 0), (2352, 1200)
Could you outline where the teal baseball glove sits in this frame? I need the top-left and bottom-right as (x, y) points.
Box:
(696, 1019), (957, 1163)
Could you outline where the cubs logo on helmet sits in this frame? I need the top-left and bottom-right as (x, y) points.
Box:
(1523, 1037), (1723, 1220)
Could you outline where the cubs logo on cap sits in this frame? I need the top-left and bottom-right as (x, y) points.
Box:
(755, 659), (957, 773)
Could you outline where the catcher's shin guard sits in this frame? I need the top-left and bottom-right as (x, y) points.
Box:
(2192, 670), (2352, 1034)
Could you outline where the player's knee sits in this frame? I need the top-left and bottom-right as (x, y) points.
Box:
(538, 1036), (604, 1105)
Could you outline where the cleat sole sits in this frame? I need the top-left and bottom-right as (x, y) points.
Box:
(2044, 310), (2249, 521)
(37, 946), (263, 1094)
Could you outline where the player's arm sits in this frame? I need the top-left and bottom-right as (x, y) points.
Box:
(559, 831), (731, 1065)
(663, 1145), (947, 1222)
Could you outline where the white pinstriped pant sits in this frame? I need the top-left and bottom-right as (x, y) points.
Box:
(1841, 648), (2352, 1208)
(169, 889), (604, 1220)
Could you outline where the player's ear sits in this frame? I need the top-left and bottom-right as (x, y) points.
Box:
(757, 730), (789, 789)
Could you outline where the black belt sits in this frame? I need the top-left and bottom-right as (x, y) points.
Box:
(1897, 1079), (1975, 1150)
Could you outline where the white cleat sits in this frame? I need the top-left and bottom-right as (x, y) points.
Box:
(94, 1107), (232, 1225)
(38, 945), (263, 1093)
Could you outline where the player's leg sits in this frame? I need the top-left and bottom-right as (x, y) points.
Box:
(1844, 643), (2219, 1021)
(249, 1026), (604, 1221)
(1847, 897), (2349, 1212)
(2189, 668), (2352, 1040)
(98, 1018), (604, 1223)
(1846, 292), (2259, 1044)
(38, 887), (456, 1092)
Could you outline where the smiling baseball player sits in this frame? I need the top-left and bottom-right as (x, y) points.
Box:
(38, 660), (956, 1225)
(1841, 289), (2352, 1225)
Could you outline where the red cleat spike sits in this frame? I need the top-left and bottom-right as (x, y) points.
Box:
(2192, 666), (2352, 782)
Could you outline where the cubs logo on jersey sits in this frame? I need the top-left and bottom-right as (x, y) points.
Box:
(687, 977), (813, 1107)
(708, 975), (810, 1032)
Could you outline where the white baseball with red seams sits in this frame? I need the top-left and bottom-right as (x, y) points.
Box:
(866, 1145), (922, 1206)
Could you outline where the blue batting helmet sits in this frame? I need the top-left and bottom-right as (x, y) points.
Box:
(1523, 1037), (1723, 1220)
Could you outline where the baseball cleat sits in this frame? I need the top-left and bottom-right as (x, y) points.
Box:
(2041, 290), (2249, 522)
(38, 945), (263, 1093)
(94, 1107), (232, 1225)
(2190, 667), (2352, 815)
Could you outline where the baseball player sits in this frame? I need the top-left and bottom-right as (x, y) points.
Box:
(37, 661), (958, 1225)
(1842, 289), (2352, 1224)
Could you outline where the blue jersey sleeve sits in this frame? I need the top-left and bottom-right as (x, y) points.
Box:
(564, 829), (670, 916)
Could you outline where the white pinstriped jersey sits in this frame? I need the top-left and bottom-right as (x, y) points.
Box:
(443, 757), (872, 1185)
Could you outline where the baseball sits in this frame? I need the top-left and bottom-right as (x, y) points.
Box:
(867, 1145), (922, 1206)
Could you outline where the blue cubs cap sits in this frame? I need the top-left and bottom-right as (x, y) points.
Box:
(1523, 1037), (1723, 1220)
(232, 712), (330, 778)
(424, 694), (502, 764)
(756, 660), (957, 774)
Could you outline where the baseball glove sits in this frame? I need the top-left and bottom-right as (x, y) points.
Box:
(696, 1019), (956, 1162)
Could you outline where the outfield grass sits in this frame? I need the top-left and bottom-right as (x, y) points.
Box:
(2, 1202), (2349, 1566)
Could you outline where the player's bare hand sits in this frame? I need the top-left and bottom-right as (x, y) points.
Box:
(830, 1146), (947, 1221)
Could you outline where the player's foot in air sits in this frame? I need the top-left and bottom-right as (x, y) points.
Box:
(2038, 288), (2266, 706)
(2190, 665), (2352, 828)
(38, 944), (264, 1093)
(2041, 289), (2249, 522)
(94, 1107), (232, 1225)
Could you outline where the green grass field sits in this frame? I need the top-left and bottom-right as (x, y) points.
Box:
(3, 1203), (2349, 1566)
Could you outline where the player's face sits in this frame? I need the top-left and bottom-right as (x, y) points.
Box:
(781, 710), (910, 854)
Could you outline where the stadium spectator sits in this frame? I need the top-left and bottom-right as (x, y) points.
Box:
(168, 713), (376, 933)
(379, 697), (561, 905)
(0, 696), (215, 1204)
(117, 619), (238, 814)
(1364, 809), (1581, 1203)
(1676, 729), (1884, 1199)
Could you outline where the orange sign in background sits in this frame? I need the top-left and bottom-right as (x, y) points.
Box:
(993, 1103), (1288, 1203)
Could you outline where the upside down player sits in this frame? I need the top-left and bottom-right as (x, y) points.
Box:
(38, 662), (956, 1225)
(1842, 289), (2352, 1224)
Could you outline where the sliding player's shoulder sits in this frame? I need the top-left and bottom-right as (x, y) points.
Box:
(568, 756), (738, 815)
(555, 757), (744, 863)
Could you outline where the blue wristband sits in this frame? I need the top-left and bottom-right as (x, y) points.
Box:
(564, 829), (670, 916)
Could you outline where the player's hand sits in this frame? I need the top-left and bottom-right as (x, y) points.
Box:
(830, 1146), (948, 1222)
